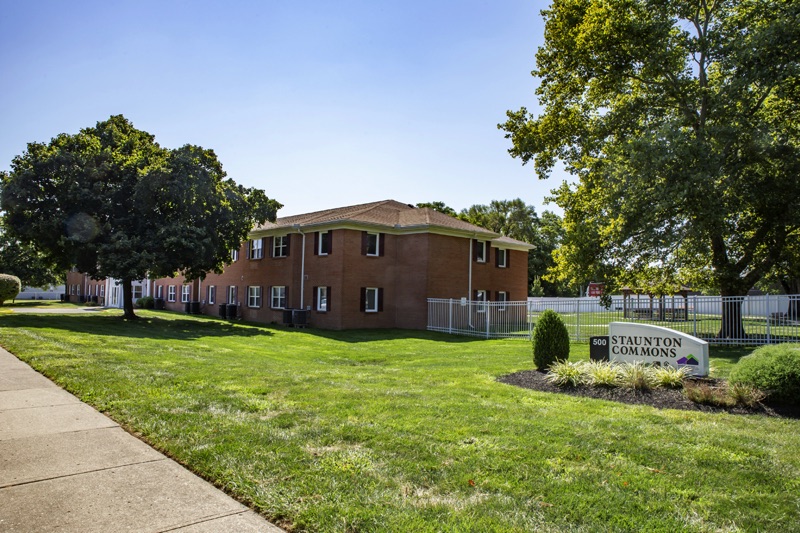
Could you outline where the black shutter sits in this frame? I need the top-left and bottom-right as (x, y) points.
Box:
(314, 232), (319, 255)
(472, 239), (478, 261)
(378, 288), (384, 312)
(485, 241), (491, 262)
(506, 250), (510, 268)
(379, 234), (385, 256)
(327, 230), (333, 254)
(495, 291), (500, 301)
(268, 237), (274, 258)
(495, 247), (500, 267)
(312, 286), (318, 310)
(361, 231), (368, 255)
(247, 239), (252, 258)
(327, 286), (332, 312)
(360, 287), (366, 312)
(267, 286), (271, 307)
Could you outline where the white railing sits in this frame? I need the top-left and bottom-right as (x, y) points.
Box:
(427, 295), (800, 345)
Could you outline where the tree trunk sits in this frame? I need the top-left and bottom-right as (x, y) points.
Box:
(718, 295), (746, 339)
(121, 277), (137, 320)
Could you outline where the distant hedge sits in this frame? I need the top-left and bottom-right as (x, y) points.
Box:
(0, 274), (22, 305)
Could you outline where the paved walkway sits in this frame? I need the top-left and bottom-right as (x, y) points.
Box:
(0, 347), (284, 532)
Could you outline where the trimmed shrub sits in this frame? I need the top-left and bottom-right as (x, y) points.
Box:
(136, 296), (155, 309)
(532, 309), (570, 370)
(0, 274), (22, 305)
(729, 344), (800, 405)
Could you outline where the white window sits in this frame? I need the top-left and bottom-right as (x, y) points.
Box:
(111, 286), (119, 306)
(208, 285), (216, 305)
(168, 285), (176, 302)
(317, 231), (330, 255)
(476, 290), (487, 313)
(497, 291), (508, 311)
(100, 285), (105, 297)
(364, 287), (379, 313)
(366, 232), (379, 256)
(181, 285), (191, 303)
(249, 238), (263, 259)
(497, 248), (507, 268)
(270, 286), (286, 309)
(316, 286), (328, 312)
(231, 248), (239, 262)
(228, 286), (237, 304)
(273, 235), (288, 258)
(247, 286), (262, 308)
(156, 285), (162, 299)
(132, 285), (143, 300)
(475, 240), (487, 263)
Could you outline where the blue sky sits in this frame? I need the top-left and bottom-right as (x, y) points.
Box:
(0, 1), (563, 217)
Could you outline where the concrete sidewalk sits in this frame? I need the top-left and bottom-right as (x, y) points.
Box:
(0, 347), (284, 532)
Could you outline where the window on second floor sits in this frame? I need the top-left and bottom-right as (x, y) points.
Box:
(231, 248), (239, 262)
(475, 240), (487, 263)
(496, 248), (507, 268)
(249, 238), (263, 260)
(363, 232), (382, 256)
(316, 231), (331, 255)
(273, 235), (289, 258)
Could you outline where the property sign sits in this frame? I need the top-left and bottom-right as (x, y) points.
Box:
(608, 322), (709, 377)
(587, 282), (604, 297)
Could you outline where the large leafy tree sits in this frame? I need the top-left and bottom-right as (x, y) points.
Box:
(0, 223), (62, 288)
(1, 115), (281, 319)
(501, 0), (800, 337)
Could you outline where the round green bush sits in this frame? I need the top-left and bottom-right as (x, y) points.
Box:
(0, 274), (22, 305)
(532, 309), (570, 370)
(136, 295), (155, 309)
(729, 344), (800, 405)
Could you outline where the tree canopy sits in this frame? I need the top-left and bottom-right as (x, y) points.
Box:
(0, 224), (62, 289)
(500, 0), (800, 336)
(1, 115), (281, 318)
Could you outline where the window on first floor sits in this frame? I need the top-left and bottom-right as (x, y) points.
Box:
(181, 284), (191, 303)
(475, 289), (487, 313)
(361, 287), (382, 313)
(315, 286), (329, 312)
(100, 285), (105, 297)
(247, 286), (262, 308)
(208, 285), (216, 305)
(497, 291), (508, 311)
(228, 286), (237, 305)
(156, 285), (162, 299)
(132, 285), (143, 300)
(270, 286), (286, 309)
(168, 285), (176, 302)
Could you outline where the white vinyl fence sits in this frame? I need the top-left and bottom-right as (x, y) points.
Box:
(427, 295), (800, 345)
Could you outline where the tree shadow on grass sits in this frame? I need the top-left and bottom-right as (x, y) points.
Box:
(290, 326), (503, 344)
(0, 312), (271, 341)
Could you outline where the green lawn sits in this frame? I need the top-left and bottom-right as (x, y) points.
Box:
(1, 310), (798, 532)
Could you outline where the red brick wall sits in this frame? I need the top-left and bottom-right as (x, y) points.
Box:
(148, 230), (529, 330)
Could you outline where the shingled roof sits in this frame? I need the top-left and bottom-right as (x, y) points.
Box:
(251, 200), (533, 249)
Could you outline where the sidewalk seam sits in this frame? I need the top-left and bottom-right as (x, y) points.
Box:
(0, 457), (167, 489)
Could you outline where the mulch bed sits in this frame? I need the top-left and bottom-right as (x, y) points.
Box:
(498, 370), (800, 418)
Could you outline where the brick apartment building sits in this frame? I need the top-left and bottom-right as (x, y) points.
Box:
(68, 200), (532, 330)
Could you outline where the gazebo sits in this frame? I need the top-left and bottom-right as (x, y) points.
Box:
(621, 286), (691, 321)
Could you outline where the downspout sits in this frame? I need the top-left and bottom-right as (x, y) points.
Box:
(293, 225), (306, 310)
(468, 234), (475, 329)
